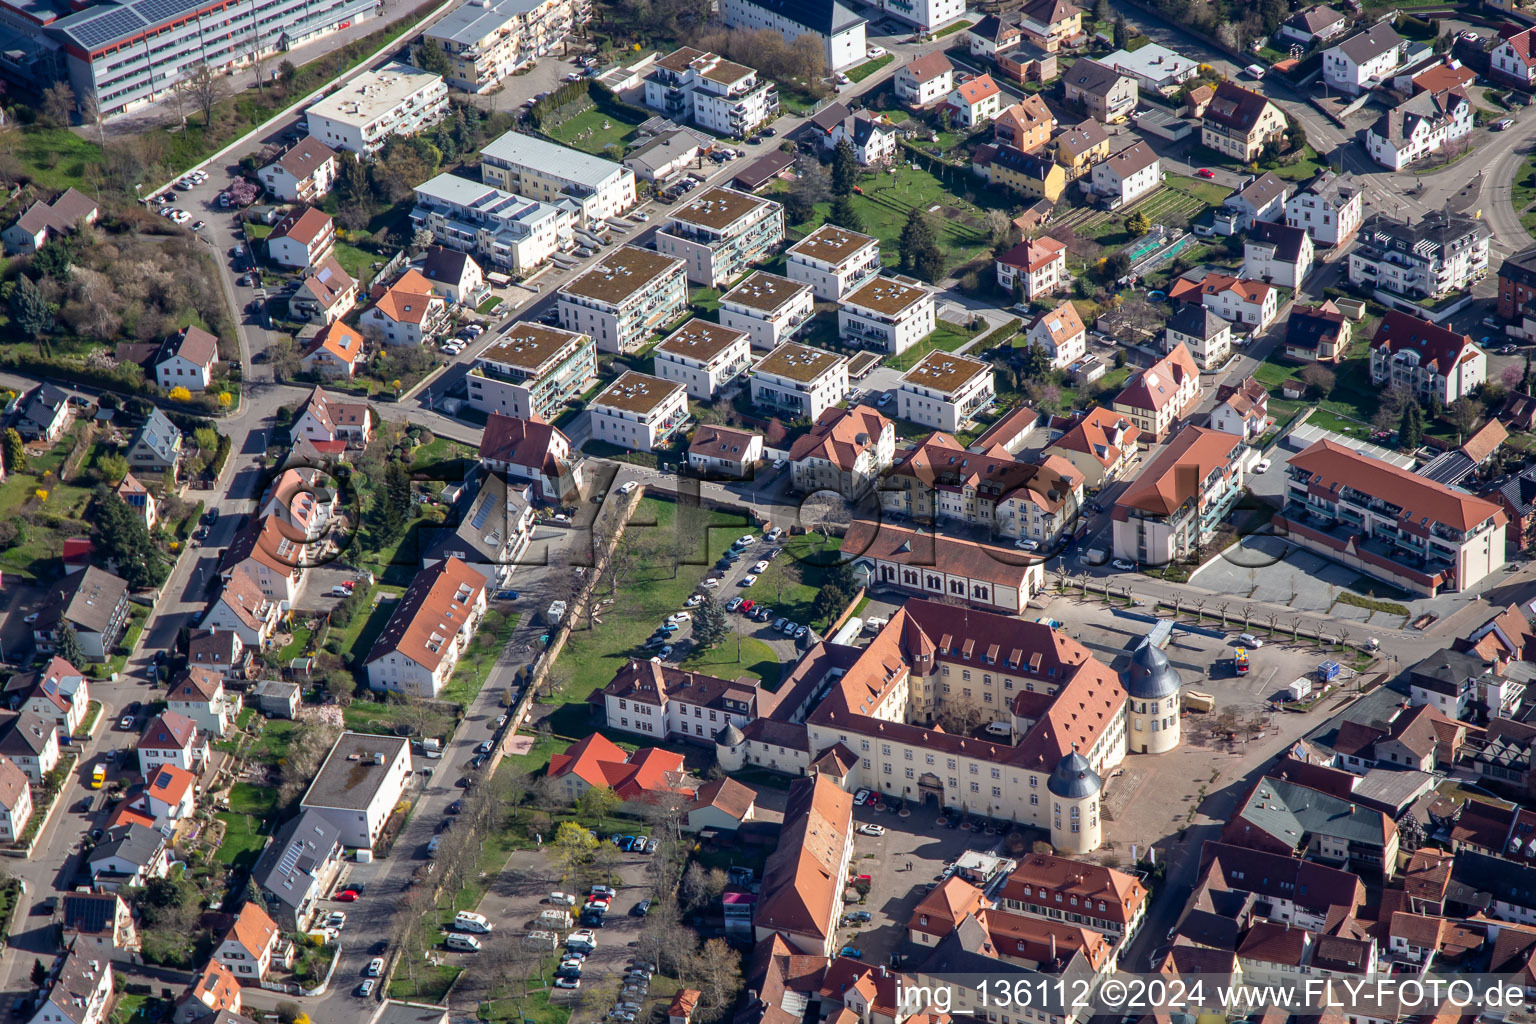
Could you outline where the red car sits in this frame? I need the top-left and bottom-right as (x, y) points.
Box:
(1196, 168), (1215, 179)
(334, 890), (360, 902)
(741, 599), (755, 613)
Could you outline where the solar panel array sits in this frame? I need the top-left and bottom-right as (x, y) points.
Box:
(55, 0), (213, 52)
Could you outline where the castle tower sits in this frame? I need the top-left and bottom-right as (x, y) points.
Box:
(1047, 746), (1102, 854)
(1123, 642), (1182, 755)
(715, 722), (747, 772)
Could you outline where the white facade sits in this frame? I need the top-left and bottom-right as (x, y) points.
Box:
(557, 247), (689, 354)
(412, 173), (573, 273)
(656, 186), (785, 287)
(466, 324), (597, 420)
(881, 0), (965, 31)
(1493, 33), (1536, 85)
(785, 225), (881, 302)
(1023, 302), (1087, 369)
(643, 47), (778, 138)
(1090, 143), (1162, 205)
(751, 343), (850, 422)
(838, 276), (936, 355)
(480, 133), (637, 226)
(719, 0), (867, 71)
(894, 58), (955, 106)
(1349, 213), (1490, 301)
(1366, 91), (1473, 171)
(653, 320), (752, 399)
(306, 62), (448, 155)
(1322, 27), (1406, 95)
(1243, 231), (1315, 291)
(424, 0), (581, 93)
(1285, 174), (1364, 247)
(719, 272), (814, 350)
(896, 352), (995, 432)
(589, 372), (690, 451)
(301, 734), (413, 848)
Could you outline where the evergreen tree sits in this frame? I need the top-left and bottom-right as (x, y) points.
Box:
(2, 428), (24, 474)
(30, 959), (45, 989)
(90, 485), (168, 589)
(831, 139), (858, 196)
(385, 459), (413, 524)
(1399, 400), (1423, 450)
(828, 194), (864, 233)
(10, 275), (53, 341)
(692, 596), (729, 650)
(1113, 16), (1129, 48)
(56, 623), (84, 669)
(1093, 0), (1108, 22)
(898, 207), (945, 282)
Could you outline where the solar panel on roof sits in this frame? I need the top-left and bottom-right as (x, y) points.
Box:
(63, 6), (146, 49)
(470, 493), (495, 530)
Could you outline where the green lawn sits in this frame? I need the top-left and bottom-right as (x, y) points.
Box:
(478, 296), (504, 314)
(885, 321), (980, 371)
(933, 18), (972, 36)
(390, 963), (463, 1003)
(545, 104), (644, 157)
(439, 611), (522, 706)
(553, 498), (773, 702)
(247, 719), (301, 765)
(801, 163), (995, 278)
(683, 635), (782, 689)
(228, 782), (277, 817)
(332, 241), (378, 285)
(214, 812), (267, 869)
(847, 54), (895, 83)
(343, 695), (458, 739)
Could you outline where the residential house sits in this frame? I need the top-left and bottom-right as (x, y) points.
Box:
(652, 319), (753, 399)
(1286, 170), (1364, 247)
(86, 823), (169, 889)
(300, 732), (413, 848)
(410, 173), (573, 274)
(1054, 118), (1112, 180)
(187, 628), (248, 680)
(299, 321), (367, 379)
(138, 711), (208, 774)
(1215, 172), (1292, 236)
(806, 105), (897, 166)
(292, 386), (375, 445)
(996, 853), (1149, 941)
(785, 224), (881, 302)
(364, 557), (488, 698)
(1017, 0), (1082, 50)
(1103, 43), (1199, 94)
(841, 518), (1044, 614)
(115, 473), (157, 529)
(718, 0), (867, 71)
(1285, 301), (1352, 362)
(1112, 425), (1247, 566)
(0, 757), (31, 843)
(258, 466), (339, 542)
(18, 384), (72, 442)
(2, 188), (98, 255)
(219, 516), (309, 606)
(154, 326), (219, 392)
(1243, 222), (1315, 290)
(1169, 273), (1279, 332)
(1491, 465), (1536, 552)
(418, 246), (486, 307)
(253, 808), (345, 930)
(290, 257), (358, 325)
(838, 276), (936, 355)
(266, 207), (335, 271)
(547, 732), (691, 803)
(641, 46), (778, 138)
(1089, 141), (1161, 207)
(1045, 408), (1141, 490)
(994, 236), (1067, 300)
(589, 372), (691, 451)
(720, 272), (815, 351)
(176, 962), (241, 1023)
(688, 427), (763, 479)
(751, 343), (850, 421)
(202, 567), (282, 649)
(29, 951), (113, 1024)
(1111, 343), (1202, 441)
(894, 51), (954, 107)
(978, 145), (1067, 202)
(128, 409), (183, 476)
(1223, 775), (1400, 877)
(7, 656), (89, 735)
(142, 764), (197, 823)
(1499, 246), (1536, 322)
(1492, 27), (1536, 86)
(1209, 377), (1269, 441)
(1201, 81), (1288, 162)
(61, 892), (137, 958)
(623, 128), (711, 185)
(1278, 5), (1347, 45)
(258, 137), (339, 203)
(0, 713), (58, 783)
(1367, 88), (1473, 170)
(478, 412), (584, 503)
(656, 186), (784, 287)
(168, 666), (236, 738)
(787, 406), (895, 500)
(1062, 59), (1137, 122)
(993, 96), (1056, 154)
(1165, 305), (1232, 372)
(360, 269), (449, 346)
(215, 902), (286, 981)
(1349, 209), (1490, 301)
(1023, 300), (1087, 369)
(946, 73), (1004, 128)
(967, 14), (1020, 55)
(1323, 24), (1407, 95)
(32, 566), (130, 664)
(418, 471), (534, 588)
(896, 351), (995, 432)
(1275, 439), (1506, 597)
(684, 777), (756, 832)
(1407, 648), (1523, 721)
(1407, 59), (1476, 94)
(1368, 310), (1486, 404)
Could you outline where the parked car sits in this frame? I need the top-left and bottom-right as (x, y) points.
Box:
(357, 980), (375, 997)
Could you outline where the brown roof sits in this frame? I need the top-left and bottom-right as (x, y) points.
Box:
(158, 325), (219, 369)
(1237, 921), (1310, 965)
(1332, 719), (1387, 757)
(598, 659), (762, 717)
(689, 426), (760, 461)
(1103, 140), (1159, 178)
(754, 775), (852, 943)
(1114, 343), (1199, 414)
(788, 406), (891, 471)
(478, 413), (573, 480)
(138, 710), (198, 751)
(0, 756), (27, 812)
(902, 51), (954, 83)
(169, 666), (222, 704)
(364, 557), (486, 672)
(688, 777), (755, 821)
(1288, 439), (1504, 533)
(997, 853), (1147, 924)
(1115, 425), (1243, 517)
(297, 256), (356, 311)
(754, 342), (846, 384)
(220, 516), (304, 582)
(996, 236), (1067, 272)
(274, 136), (336, 179)
(1372, 310), (1481, 376)
(656, 318), (749, 363)
(899, 350), (991, 396)
(1049, 407), (1141, 468)
(787, 224), (878, 266)
(479, 322), (588, 373)
(270, 206), (332, 248)
(1057, 118), (1111, 158)
(844, 276), (930, 317)
(1463, 418), (1508, 463)
(561, 246), (685, 306)
(592, 371), (686, 415)
(721, 272), (810, 313)
(668, 186), (772, 232)
(909, 876), (988, 939)
(843, 518), (1039, 589)
(1203, 80), (1278, 133)
(1028, 300), (1085, 350)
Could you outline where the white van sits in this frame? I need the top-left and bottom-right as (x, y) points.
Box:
(864, 616), (888, 634)
(1238, 633), (1264, 649)
(549, 892), (577, 907)
(445, 934), (482, 952)
(454, 911), (493, 933)
(984, 721), (1012, 737)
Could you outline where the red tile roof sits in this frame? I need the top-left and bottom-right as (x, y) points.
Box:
(1288, 439), (1504, 533)
(788, 406), (891, 472)
(1371, 310), (1481, 376)
(953, 73), (1001, 106)
(1115, 425), (1243, 517)
(364, 557), (486, 672)
(1114, 343), (1199, 414)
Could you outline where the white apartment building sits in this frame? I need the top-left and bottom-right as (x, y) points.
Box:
(750, 343), (850, 422)
(1366, 88), (1473, 170)
(897, 351), (995, 432)
(258, 137), (338, 204)
(643, 46), (778, 138)
(466, 322), (596, 419)
(785, 224), (881, 301)
(1369, 310), (1486, 405)
(363, 557), (487, 698)
(411, 172), (572, 273)
(1112, 425), (1247, 567)
(719, 271), (814, 350)
(480, 133), (637, 226)
(1165, 305), (1232, 372)
(879, 0), (965, 32)
(1323, 24), (1406, 96)
(719, 0), (866, 71)
(1348, 210), (1490, 301)
(301, 733), (412, 848)
(1285, 171), (1364, 247)
(588, 372), (690, 451)
(656, 186), (785, 286)
(424, 0), (580, 94)
(48, 0), (375, 118)
(839, 275), (936, 355)
(652, 319), (752, 399)
(557, 246), (688, 354)
(305, 62), (448, 155)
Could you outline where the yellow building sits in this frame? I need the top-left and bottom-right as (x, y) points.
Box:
(1054, 118), (1111, 180)
(983, 145), (1067, 202)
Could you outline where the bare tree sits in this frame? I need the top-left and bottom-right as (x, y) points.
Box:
(686, 938), (744, 1023)
(184, 62), (226, 127)
(279, 721), (341, 807)
(41, 82), (75, 127)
